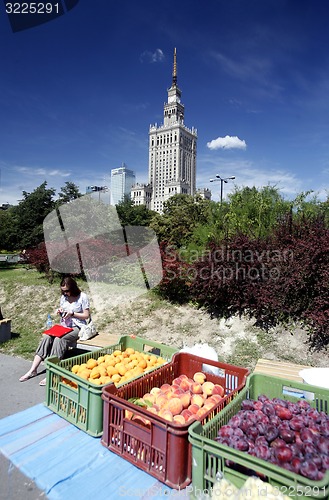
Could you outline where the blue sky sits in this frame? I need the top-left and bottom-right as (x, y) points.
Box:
(0, 0), (328, 206)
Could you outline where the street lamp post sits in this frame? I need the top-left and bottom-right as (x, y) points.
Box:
(209, 175), (235, 204)
(90, 185), (108, 202)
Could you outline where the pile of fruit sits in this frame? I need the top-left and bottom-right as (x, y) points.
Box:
(215, 394), (329, 481)
(67, 348), (167, 386)
(127, 371), (225, 425)
(211, 477), (290, 499)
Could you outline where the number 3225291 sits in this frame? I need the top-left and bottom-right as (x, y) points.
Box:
(6, 3), (60, 14)
(280, 485), (326, 497)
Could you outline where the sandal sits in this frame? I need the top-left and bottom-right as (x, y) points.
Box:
(39, 378), (47, 386)
(19, 371), (37, 382)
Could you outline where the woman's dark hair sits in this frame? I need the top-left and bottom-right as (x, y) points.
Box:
(60, 277), (81, 296)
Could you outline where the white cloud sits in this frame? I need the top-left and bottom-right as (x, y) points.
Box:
(15, 166), (71, 178)
(140, 48), (165, 63)
(207, 135), (247, 150)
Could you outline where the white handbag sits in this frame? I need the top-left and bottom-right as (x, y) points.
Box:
(78, 318), (97, 341)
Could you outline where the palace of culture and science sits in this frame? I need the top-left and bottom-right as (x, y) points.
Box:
(113, 49), (210, 213)
(107, 49), (211, 213)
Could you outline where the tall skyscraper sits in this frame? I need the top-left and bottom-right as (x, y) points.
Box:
(111, 163), (136, 205)
(148, 49), (197, 213)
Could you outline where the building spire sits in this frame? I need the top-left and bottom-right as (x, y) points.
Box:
(172, 47), (177, 86)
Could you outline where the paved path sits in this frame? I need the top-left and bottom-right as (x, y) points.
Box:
(0, 353), (48, 500)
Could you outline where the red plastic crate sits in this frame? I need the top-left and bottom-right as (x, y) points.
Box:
(101, 352), (249, 489)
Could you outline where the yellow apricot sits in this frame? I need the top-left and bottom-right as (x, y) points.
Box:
(106, 359), (116, 367)
(106, 366), (115, 376)
(117, 364), (127, 376)
(86, 358), (98, 369)
(89, 378), (102, 385)
(138, 359), (147, 369)
(134, 366), (144, 376)
(111, 373), (121, 384)
(98, 365), (107, 376)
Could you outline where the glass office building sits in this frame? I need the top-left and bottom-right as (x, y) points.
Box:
(110, 164), (136, 205)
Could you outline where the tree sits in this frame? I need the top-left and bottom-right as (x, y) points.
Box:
(224, 185), (290, 238)
(150, 194), (212, 247)
(0, 208), (18, 251)
(115, 196), (157, 227)
(57, 181), (82, 206)
(12, 181), (55, 249)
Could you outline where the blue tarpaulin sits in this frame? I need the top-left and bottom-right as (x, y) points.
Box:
(0, 404), (189, 499)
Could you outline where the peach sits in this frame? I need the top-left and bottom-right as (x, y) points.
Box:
(178, 392), (191, 409)
(191, 394), (205, 408)
(188, 403), (200, 415)
(193, 372), (207, 384)
(156, 394), (168, 409)
(203, 400), (217, 411)
(132, 415), (151, 426)
(209, 394), (224, 403)
(173, 414), (186, 425)
(190, 382), (203, 394)
(172, 387), (185, 396)
(196, 407), (209, 420)
(143, 393), (156, 404)
(147, 406), (159, 415)
(150, 387), (162, 396)
(160, 383), (172, 393)
(159, 409), (174, 422)
(125, 409), (134, 420)
(167, 397), (183, 416)
(180, 374), (188, 380)
(202, 381), (215, 396)
(181, 409), (193, 422)
(172, 377), (182, 386)
(212, 384), (225, 397)
(205, 396), (219, 406)
(179, 378), (192, 391)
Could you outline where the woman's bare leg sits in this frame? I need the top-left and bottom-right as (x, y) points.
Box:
(19, 354), (43, 381)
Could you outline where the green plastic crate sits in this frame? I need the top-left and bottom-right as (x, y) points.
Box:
(45, 335), (178, 437)
(188, 373), (329, 499)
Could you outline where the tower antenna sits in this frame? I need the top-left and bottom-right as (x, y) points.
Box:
(172, 47), (177, 86)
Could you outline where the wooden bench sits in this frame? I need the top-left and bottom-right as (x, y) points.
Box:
(253, 358), (311, 382)
(77, 332), (120, 349)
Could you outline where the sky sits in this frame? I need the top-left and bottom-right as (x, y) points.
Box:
(0, 0), (329, 206)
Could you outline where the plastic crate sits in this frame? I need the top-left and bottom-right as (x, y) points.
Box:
(45, 335), (178, 437)
(188, 373), (329, 499)
(101, 352), (249, 489)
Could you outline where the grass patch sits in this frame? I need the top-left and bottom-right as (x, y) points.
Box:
(227, 339), (262, 369)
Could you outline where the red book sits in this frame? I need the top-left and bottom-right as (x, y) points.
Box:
(42, 325), (74, 337)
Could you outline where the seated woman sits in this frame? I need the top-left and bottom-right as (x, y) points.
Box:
(19, 276), (90, 386)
